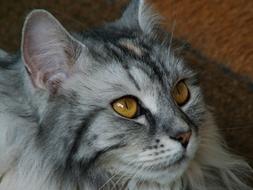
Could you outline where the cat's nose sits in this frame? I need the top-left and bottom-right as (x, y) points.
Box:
(171, 130), (192, 148)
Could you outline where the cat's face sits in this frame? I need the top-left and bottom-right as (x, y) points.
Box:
(21, 1), (206, 186)
(66, 38), (204, 183)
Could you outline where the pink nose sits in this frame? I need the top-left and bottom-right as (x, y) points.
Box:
(174, 131), (192, 148)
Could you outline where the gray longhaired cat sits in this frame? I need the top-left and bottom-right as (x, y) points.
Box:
(0, 0), (252, 189)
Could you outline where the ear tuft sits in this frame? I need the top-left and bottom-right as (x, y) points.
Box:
(119, 0), (160, 34)
(21, 10), (81, 94)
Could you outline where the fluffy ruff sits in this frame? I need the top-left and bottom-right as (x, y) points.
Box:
(0, 108), (252, 190)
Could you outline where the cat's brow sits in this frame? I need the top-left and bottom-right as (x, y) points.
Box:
(118, 39), (143, 57)
(122, 64), (141, 91)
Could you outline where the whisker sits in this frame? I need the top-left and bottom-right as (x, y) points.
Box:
(98, 173), (117, 190)
(133, 164), (146, 189)
(217, 126), (253, 131)
(120, 163), (145, 190)
(113, 160), (143, 190)
(98, 158), (137, 190)
(168, 20), (176, 58)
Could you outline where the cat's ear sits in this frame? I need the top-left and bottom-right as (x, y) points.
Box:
(21, 10), (82, 94)
(119, 0), (160, 34)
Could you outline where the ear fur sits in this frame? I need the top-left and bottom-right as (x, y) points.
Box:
(21, 10), (82, 94)
(119, 0), (160, 34)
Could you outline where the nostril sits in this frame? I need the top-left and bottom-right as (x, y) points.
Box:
(171, 131), (192, 148)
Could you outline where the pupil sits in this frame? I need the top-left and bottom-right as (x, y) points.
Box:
(124, 100), (129, 109)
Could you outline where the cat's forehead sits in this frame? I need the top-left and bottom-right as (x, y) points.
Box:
(85, 35), (192, 85)
(67, 37), (194, 114)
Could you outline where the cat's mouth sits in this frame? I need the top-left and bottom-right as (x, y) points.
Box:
(125, 151), (187, 174)
(118, 154), (189, 185)
(144, 154), (187, 171)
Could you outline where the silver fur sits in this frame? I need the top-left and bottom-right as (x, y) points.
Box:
(0, 49), (7, 58)
(0, 0), (252, 190)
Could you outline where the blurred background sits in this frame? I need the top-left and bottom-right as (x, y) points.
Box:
(0, 0), (252, 183)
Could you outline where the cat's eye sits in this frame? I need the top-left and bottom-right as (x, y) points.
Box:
(172, 80), (190, 106)
(112, 96), (138, 119)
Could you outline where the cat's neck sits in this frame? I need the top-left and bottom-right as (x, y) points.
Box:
(0, 56), (43, 180)
(0, 56), (49, 119)
(78, 171), (185, 190)
(125, 178), (184, 190)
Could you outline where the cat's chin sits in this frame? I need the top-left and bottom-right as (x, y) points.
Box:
(135, 157), (189, 185)
(130, 137), (198, 184)
(104, 156), (190, 187)
(102, 139), (198, 186)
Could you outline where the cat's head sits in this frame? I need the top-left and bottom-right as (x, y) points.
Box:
(21, 0), (207, 185)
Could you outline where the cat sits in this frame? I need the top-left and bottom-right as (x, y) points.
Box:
(0, 0), (252, 189)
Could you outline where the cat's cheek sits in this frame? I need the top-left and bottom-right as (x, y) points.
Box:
(185, 131), (199, 160)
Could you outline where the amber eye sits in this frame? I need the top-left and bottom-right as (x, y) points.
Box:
(112, 96), (138, 118)
(172, 80), (190, 106)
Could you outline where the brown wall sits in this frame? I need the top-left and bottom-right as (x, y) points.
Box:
(152, 0), (253, 80)
(0, 0), (128, 52)
(1, 0), (252, 81)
